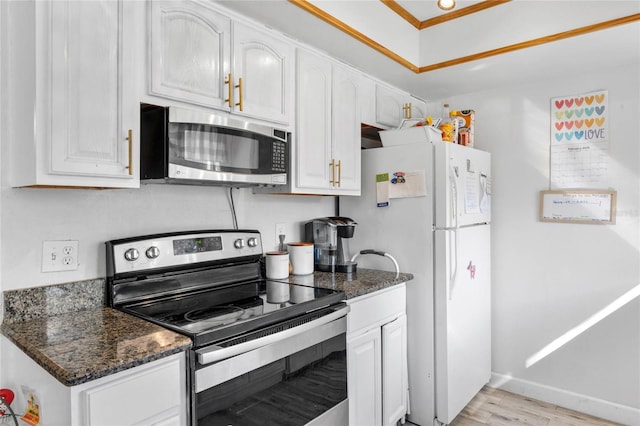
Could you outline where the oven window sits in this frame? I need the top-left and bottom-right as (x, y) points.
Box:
(169, 123), (260, 172)
(196, 334), (346, 426)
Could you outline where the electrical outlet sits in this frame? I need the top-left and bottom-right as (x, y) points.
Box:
(275, 223), (286, 245)
(42, 240), (79, 272)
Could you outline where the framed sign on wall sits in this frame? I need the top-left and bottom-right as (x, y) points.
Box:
(539, 190), (617, 224)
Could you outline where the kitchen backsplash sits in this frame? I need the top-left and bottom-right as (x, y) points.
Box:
(2, 279), (104, 324)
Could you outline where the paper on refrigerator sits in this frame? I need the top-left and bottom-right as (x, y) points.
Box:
(375, 170), (427, 207)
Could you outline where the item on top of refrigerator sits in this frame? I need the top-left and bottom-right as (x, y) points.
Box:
(456, 109), (475, 147)
(379, 125), (442, 147)
(398, 118), (424, 129)
(439, 104), (460, 143)
(442, 103), (450, 118)
(439, 122), (454, 142)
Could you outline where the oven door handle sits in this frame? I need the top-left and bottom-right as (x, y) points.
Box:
(196, 305), (349, 365)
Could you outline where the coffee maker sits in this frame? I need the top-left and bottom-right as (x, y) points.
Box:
(305, 217), (357, 273)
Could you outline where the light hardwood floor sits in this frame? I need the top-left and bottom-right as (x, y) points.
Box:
(409, 386), (624, 426)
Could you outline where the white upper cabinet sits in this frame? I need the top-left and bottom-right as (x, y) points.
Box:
(232, 22), (293, 124)
(373, 83), (426, 129)
(332, 64), (361, 193)
(295, 50), (333, 191)
(148, 1), (293, 125)
(7, 0), (140, 188)
(293, 49), (360, 196)
(149, 1), (231, 111)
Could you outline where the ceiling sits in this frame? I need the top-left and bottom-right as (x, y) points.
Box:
(217, 0), (640, 100)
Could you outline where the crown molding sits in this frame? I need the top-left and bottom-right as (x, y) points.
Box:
(287, 0), (640, 74)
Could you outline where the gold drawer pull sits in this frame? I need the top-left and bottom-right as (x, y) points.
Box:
(224, 73), (233, 107)
(235, 77), (243, 111)
(329, 159), (336, 185)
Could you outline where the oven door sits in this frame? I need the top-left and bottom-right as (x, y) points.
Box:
(193, 306), (349, 426)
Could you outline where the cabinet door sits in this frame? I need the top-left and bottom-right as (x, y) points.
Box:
(332, 64), (361, 195)
(375, 84), (420, 128)
(78, 353), (186, 426)
(232, 22), (293, 124)
(149, 0), (231, 109)
(359, 74), (377, 126)
(48, 0), (138, 184)
(348, 327), (382, 426)
(295, 49), (332, 190)
(382, 314), (408, 426)
(410, 96), (427, 121)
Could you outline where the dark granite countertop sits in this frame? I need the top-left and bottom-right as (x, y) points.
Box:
(0, 269), (411, 388)
(1, 307), (192, 386)
(284, 268), (413, 299)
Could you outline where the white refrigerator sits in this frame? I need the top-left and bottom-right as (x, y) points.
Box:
(340, 140), (491, 426)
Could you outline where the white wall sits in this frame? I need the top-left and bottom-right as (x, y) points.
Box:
(0, 184), (334, 291)
(434, 64), (640, 423)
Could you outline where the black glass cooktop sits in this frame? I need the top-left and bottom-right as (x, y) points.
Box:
(121, 279), (344, 347)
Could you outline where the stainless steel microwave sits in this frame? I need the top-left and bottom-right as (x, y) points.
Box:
(140, 104), (289, 187)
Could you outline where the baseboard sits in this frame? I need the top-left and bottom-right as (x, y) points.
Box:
(490, 373), (640, 426)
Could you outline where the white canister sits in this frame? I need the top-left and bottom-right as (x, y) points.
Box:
(287, 242), (314, 275)
(265, 251), (290, 279)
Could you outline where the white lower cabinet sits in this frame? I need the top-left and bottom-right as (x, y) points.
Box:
(0, 336), (187, 426)
(75, 355), (187, 426)
(347, 284), (408, 426)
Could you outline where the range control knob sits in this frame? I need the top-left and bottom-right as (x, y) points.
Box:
(234, 238), (245, 249)
(247, 237), (258, 248)
(124, 248), (140, 262)
(145, 246), (160, 259)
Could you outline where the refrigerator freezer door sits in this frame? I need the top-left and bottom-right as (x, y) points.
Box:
(434, 142), (491, 229)
(434, 225), (491, 425)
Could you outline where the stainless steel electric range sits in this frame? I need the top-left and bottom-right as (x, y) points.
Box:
(106, 230), (349, 426)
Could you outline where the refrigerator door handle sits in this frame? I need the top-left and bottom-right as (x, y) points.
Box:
(448, 229), (458, 300)
(449, 165), (458, 228)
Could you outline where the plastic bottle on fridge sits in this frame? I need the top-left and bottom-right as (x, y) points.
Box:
(439, 104), (458, 143)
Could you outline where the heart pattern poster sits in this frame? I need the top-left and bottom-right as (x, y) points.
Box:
(550, 90), (609, 189)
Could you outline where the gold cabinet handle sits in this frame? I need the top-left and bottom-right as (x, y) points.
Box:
(126, 129), (133, 175)
(235, 77), (243, 111)
(403, 103), (412, 119)
(329, 159), (336, 186)
(336, 160), (341, 187)
(224, 73), (233, 108)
